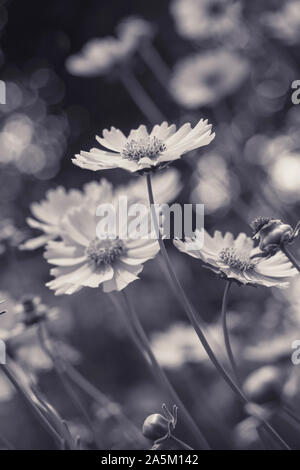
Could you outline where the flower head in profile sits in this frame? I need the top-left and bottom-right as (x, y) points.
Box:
(262, 1), (300, 46)
(251, 217), (300, 255)
(170, 0), (241, 41)
(66, 16), (153, 78)
(66, 37), (132, 77)
(73, 120), (214, 173)
(44, 204), (160, 295)
(20, 186), (86, 250)
(170, 50), (249, 109)
(174, 229), (298, 287)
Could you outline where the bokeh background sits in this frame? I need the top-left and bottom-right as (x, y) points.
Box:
(0, 0), (300, 449)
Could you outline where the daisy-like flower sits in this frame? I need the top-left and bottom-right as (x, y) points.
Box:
(73, 120), (215, 173)
(174, 229), (298, 288)
(21, 170), (181, 250)
(44, 204), (160, 295)
(170, 0), (241, 41)
(262, 0), (300, 46)
(20, 186), (86, 250)
(170, 50), (249, 109)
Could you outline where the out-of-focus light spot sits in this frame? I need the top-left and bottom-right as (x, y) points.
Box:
(0, 82), (23, 113)
(15, 144), (46, 175)
(260, 135), (294, 166)
(257, 79), (289, 99)
(190, 154), (237, 214)
(29, 68), (52, 89)
(0, 170), (21, 202)
(191, 179), (231, 214)
(270, 153), (300, 199)
(35, 162), (60, 181)
(250, 94), (285, 116)
(25, 98), (47, 121)
(244, 134), (268, 164)
(0, 114), (33, 162)
(39, 75), (65, 105)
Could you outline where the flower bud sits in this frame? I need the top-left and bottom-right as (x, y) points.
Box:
(142, 413), (169, 441)
(251, 217), (294, 254)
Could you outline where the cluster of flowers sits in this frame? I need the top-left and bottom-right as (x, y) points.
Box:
(21, 118), (299, 297)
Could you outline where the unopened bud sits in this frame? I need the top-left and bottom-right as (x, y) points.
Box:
(251, 217), (296, 254)
(142, 413), (169, 441)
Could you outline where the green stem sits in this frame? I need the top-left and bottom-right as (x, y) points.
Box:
(111, 291), (210, 450)
(146, 172), (291, 450)
(281, 245), (300, 273)
(221, 281), (241, 387)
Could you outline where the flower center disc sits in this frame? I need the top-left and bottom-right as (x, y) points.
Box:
(219, 247), (255, 272)
(122, 137), (166, 162)
(86, 238), (125, 268)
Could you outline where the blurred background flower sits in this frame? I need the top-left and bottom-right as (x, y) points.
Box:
(262, 0), (300, 46)
(170, 0), (242, 41)
(170, 50), (250, 109)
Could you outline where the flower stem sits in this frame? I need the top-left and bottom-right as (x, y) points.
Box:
(283, 406), (300, 427)
(37, 323), (103, 449)
(145, 172), (291, 450)
(119, 69), (165, 124)
(42, 325), (144, 447)
(139, 43), (171, 90)
(221, 281), (241, 387)
(1, 362), (65, 448)
(168, 435), (194, 450)
(0, 434), (14, 450)
(110, 290), (210, 450)
(281, 245), (300, 273)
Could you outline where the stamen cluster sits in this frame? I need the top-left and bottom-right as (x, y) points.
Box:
(219, 247), (255, 272)
(86, 238), (125, 267)
(122, 137), (166, 162)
